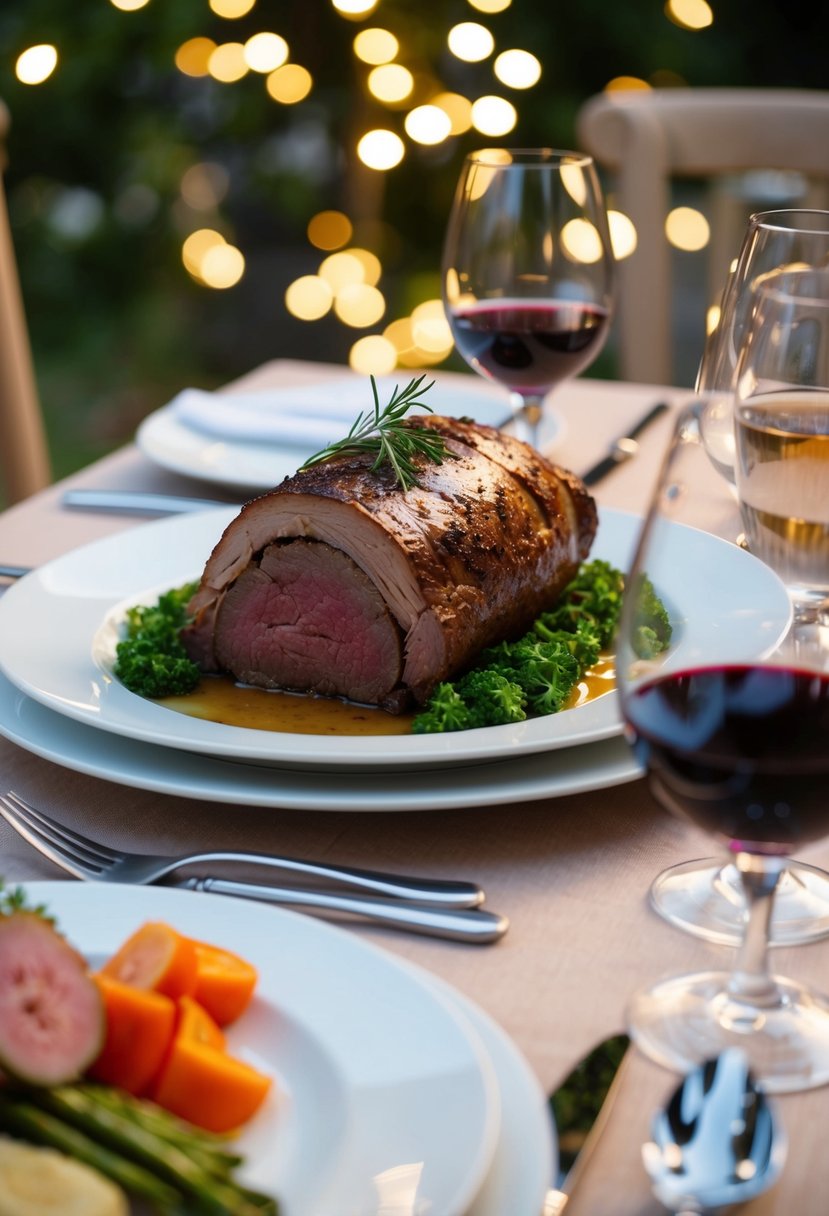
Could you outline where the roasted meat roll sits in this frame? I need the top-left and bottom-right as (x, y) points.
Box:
(181, 415), (598, 711)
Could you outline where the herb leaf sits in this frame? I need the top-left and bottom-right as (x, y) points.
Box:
(299, 374), (453, 491)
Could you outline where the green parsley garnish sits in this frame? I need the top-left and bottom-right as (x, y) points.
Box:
(299, 374), (453, 492)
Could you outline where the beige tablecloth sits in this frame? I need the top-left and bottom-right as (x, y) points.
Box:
(1, 361), (826, 1213)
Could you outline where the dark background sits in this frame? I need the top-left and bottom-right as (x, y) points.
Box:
(1, 0), (827, 477)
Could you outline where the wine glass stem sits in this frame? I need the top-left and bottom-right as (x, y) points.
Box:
(727, 852), (784, 1008)
(509, 393), (544, 447)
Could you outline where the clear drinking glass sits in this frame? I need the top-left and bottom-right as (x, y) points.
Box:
(442, 148), (614, 448)
(697, 208), (829, 489)
(618, 406), (829, 1093)
(649, 210), (829, 948)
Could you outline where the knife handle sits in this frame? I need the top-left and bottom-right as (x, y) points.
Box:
(182, 876), (509, 943)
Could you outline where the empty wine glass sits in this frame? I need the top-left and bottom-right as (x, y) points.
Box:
(618, 405), (829, 1093)
(650, 210), (829, 948)
(442, 148), (614, 448)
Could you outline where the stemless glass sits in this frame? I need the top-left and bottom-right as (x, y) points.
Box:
(442, 148), (614, 448)
(618, 405), (829, 1093)
(697, 208), (829, 488)
(650, 210), (829, 948)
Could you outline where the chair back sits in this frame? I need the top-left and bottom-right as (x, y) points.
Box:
(0, 98), (50, 503)
(576, 88), (829, 384)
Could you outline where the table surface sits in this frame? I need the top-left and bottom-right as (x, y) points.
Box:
(1, 359), (826, 1214)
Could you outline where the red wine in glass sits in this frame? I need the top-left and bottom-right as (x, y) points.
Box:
(449, 299), (610, 396)
(625, 664), (829, 854)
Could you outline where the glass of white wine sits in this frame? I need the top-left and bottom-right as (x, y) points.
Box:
(733, 265), (829, 626)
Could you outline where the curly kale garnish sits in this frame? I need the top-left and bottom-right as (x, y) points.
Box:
(114, 581), (201, 698)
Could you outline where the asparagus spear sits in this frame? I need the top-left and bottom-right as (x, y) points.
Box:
(0, 1094), (182, 1212)
(26, 1086), (277, 1216)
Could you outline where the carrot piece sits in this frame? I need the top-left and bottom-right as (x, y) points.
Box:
(87, 973), (176, 1095)
(175, 994), (226, 1051)
(100, 922), (198, 1001)
(189, 941), (258, 1027)
(152, 1036), (272, 1133)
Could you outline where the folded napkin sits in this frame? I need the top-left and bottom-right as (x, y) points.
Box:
(169, 378), (434, 449)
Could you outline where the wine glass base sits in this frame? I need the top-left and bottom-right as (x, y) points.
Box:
(649, 857), (829, 947)
(628, 969), (829, 1093)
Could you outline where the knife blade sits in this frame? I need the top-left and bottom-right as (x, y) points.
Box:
(581, 402), (670, 487)
(61, 489), (238, 515)
(544, 1032), (630, 1214)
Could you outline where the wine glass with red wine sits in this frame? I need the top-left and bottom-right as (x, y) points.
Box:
(617, 404), (829, 1093)
(442, 148), (614, 448)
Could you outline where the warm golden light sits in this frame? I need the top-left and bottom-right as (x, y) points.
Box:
(404, 105), (452, 145)
(110, 0), (150, 11)
(357, 129), (405, 170)
(706, 303), (721, 334)
(180, 163), (230, 210)
(349, 334), (398, 375)
(200, 243), (245, 288)
(368, 64), (414, 104)
(353, 28), (399, 64)
(15, 44), (58, 85)
(331, 0), (378, 17)
(665, 206), (710, 251)
(319, 251), (366, 292)
(561, 218), (604, 264)
(493, 49), (541, 89)
(470, 95), (517, 137)
(334, 282), (386, 327)
(244, 32), (289, 72)
(431, 92), (473, 135)
(210, 0), (256, 16)
(467, 0), (511, 10)
(348, 247), (382, 286)
(447, 22), (495, 62)
(606, 75), (651, 92)
(265, 63), (313, 103)
(307, 210), (353, 251)
(411, 300), (453, 354)
(665, 0), (713, 30)
(285, 275), (334, 320)
(608, 209), (637, 259)
(175, 38), (217, 77)
(208, 42), (249, 82)
(182, 228), (226, 278)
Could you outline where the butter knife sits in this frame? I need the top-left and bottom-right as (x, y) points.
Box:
(544, 1032), (630, 1213)
(581, 402), (670, 487)
(62, 488), (236, 515)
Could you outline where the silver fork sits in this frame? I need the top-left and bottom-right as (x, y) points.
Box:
(0, 791), (506, 944)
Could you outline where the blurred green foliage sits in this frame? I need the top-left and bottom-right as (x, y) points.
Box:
(0, 0), (826, 478)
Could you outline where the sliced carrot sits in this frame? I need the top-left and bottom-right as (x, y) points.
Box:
(152, 1036), (272, 1133)
(175, 994), (226, 1051)
(189, 940), (258, 1027)
(100, 922), (198, 1001)
(87, 973), (176, 1095)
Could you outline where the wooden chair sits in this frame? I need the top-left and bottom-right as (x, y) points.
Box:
(576, 88), (829, 385)
(0, 98), (50, 503)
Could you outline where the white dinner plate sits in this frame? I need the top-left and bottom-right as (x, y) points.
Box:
(24, 882), (500, 1216)
(0, 672), (642, 810)
(0, 507), (792, 771)
(135, 372), (561, 495)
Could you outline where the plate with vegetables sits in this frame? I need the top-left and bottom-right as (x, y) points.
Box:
(0, 508), (792, 771)
(0, 880), (506, 1216)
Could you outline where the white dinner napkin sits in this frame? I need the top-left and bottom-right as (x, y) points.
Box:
(167, 377), (510, 448)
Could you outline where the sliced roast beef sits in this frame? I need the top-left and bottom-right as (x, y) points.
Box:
(182, 414), (598, 710)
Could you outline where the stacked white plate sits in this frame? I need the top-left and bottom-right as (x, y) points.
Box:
(30, 881), (556, 1216)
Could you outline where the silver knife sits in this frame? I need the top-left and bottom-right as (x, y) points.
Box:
(62, 489), (238, 515)
(581, 402), (670, 487)
(178, 876), (509, 943)
(544, 1032), (631, 1213)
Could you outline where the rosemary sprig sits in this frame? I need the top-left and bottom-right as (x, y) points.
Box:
(298, 374), (453, 491)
